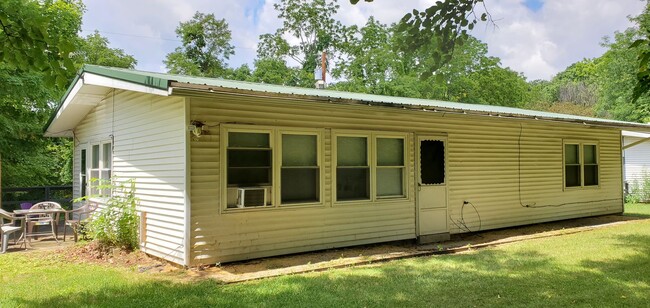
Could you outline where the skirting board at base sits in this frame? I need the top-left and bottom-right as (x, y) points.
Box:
(418, 233), (451, 244)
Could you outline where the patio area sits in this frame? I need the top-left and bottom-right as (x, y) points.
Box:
(2, 225), (79, 253)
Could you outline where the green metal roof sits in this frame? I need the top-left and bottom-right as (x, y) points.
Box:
(49, 64), (650, 132)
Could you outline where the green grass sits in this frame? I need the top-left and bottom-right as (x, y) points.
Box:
(2, 215), (650, 307)
(624, 203), (650, 217)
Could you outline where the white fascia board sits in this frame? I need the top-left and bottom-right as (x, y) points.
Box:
(83, 72), (170, 96)
(44, 78), (84, 137)
(45, 72), (171, 137)
(622, 130), (650, 139)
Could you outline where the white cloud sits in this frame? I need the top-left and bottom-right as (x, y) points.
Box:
(82, 0), (645, 80)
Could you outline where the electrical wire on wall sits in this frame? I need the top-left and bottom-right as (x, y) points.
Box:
(517, 123), (621, 208)
(449, 201), (482, 233)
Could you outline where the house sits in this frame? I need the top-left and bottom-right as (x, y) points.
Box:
(623, 130), (650, 195)
(45, 65), (650, 267)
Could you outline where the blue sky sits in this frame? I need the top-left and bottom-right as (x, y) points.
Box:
(81, 0), (645, 80)
(524, 0), (544, 12)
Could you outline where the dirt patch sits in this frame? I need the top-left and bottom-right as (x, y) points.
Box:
(55, 241), (178, 273)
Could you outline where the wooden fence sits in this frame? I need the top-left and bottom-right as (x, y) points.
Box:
(1, 185), (73, 211)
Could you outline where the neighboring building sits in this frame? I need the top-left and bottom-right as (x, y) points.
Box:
(623, 130), (650, 194)
(46, 65), (650, 266)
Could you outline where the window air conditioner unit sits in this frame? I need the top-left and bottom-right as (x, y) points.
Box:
(236, 187), (267, 208)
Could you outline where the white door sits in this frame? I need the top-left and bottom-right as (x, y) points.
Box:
(416, 135), (448, 236)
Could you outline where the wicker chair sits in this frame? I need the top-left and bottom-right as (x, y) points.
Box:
(63, 202), (98, 242)
(1, 209), (24, 253)
(25, 201), (62, 243)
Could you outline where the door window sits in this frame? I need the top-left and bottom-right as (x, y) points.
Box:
(420, 140), (445, 185)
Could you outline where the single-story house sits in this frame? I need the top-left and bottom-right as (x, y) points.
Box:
(622, 130), (650, 194)
(45, 65), (650, 267)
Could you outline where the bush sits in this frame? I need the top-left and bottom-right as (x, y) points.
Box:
(626, 172), (650, 203)
(85, 179), (140, 250)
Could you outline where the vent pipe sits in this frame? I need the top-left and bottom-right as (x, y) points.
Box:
(315, 51), (327, 89)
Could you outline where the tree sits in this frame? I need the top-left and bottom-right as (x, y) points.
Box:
(597, 29), (650, 122)
(351, 0), (493, 78)
(331, 18), (401, 93)
(0, 0), (83, 88)
(257, 0), (352, 75)
(164, 12), (235, 77)
(1, 5), (139, 188)
(331, 18), (531, 106)
(0, 1), (84, 188)
(74, 31), (137, 69)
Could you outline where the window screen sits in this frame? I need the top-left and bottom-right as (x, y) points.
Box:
(281, 134), (319, 204)
(565, 144), (581, 187)
(101, 143), (112, 196)
(376, 138), (405, 197)
(89, 142), (112, 196)
(583, 144), (598, 186)
(91, 144), (100, 169)
(420, 140), (445, 185)
(336, 136), (369, 201)
(227, 132), (272, 186)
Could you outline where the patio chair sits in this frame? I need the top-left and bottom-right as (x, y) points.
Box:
(63, 202), (98, 242)
(25, 201), (63, 243)
(1, 209), (24, 253)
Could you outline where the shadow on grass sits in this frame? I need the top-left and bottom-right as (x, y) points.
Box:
(623, 212), (650, 218)
(11, 234), (650, 307)
(624, 203), (650, 218)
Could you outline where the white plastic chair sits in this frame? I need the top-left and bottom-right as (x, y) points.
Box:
(63, 201), (98, 242)
(0, 209), (24, 253)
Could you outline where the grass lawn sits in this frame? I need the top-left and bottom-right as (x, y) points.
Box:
(1, 206), (649, 307)
(624, 203), (650, 217)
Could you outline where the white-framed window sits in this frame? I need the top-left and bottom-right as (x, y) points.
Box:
(564, 142), (598, 188)
(226, 130), (273, 188)
(280, 132), (321, 205)
(223, 126), (323, 210)
(376, 137), (406, 198)
(334, 132), (407, 202)
(88, 141), (112, 196)
(336, 135), (370, 201)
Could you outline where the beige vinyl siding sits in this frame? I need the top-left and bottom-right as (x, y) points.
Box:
(624, 136), (650, 190)
(73, 90), (187, 265)
(187, 91), (623, 265)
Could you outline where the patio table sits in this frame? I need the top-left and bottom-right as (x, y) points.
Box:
(14, 208), (66, 244)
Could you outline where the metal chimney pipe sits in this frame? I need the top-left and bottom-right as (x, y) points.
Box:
(321, 51), (326, 83)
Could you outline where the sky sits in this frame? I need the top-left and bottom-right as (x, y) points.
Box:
(81, 0), (646, 81)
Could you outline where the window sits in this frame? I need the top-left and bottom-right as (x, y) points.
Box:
(227, 132), (272, 187)
(335, 133), (406, 202)
(376, 138), (405, 197)
(336, 136), (370, 201)
(281, 133), (320, 204)
(80, 148), (87, 197)
(88, 141), (112, 196)
(420, 140), (445, 185)
(564, 142), (598, 188)
(224, 127), (323, 209)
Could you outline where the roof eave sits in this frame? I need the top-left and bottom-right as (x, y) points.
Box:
(169, 82), (650, 132)
(44, 66), (172, 137)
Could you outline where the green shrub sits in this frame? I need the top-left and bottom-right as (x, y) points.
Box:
(626, 171), (650, 203)
(76, 178), (140, 250)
